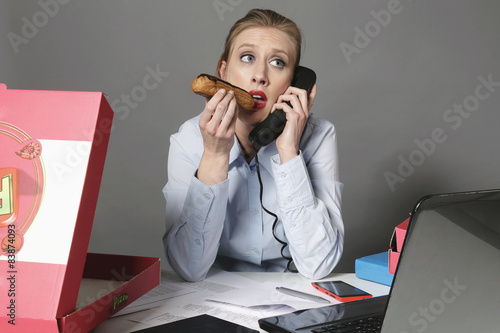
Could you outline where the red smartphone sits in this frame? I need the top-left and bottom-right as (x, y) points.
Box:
(311, 281), (372, 302)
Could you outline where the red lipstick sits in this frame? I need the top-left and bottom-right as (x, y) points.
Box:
(249, 90), (267, 110)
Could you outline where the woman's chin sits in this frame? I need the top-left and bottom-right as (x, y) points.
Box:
(238, 109), (270, 127)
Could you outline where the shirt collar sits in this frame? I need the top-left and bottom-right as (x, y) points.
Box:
(229, 138), (242, 164)
(256, 142), (278, 173)
(229, 136), (278, 174)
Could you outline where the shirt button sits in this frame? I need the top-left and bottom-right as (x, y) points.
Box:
(251, 208), (258, 214)
(280, 173), (286, 179)
(253, 248), (260, 255)
(195, 239), (201, 245)
(250, 171), (256, 177)
(287, 196), (293, 202)
(204, 193), (212, 200)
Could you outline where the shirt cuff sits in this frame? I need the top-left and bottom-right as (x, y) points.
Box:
(181, 175), (229, 231)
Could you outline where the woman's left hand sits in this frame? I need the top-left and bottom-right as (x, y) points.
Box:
(274, 83), (317, 163)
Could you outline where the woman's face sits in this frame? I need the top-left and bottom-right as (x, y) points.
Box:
(220, 27), (296, 127)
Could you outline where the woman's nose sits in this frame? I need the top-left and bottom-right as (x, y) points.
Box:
(251, 64), (268, 86)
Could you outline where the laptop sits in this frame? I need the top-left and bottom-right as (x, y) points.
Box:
(259, 189), (500, 333)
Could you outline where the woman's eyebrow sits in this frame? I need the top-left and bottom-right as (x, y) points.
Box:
(237, 43), (289, 57)
(271, 48), (289, 58)
(237, 43), (256, 50)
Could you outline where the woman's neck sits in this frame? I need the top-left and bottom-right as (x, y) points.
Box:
(235, 121), (259, 163)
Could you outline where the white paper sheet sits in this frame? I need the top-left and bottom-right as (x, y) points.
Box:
(121, 269), (299, 332)
(127, 297), (293, 332)
(114, 268), (255, 316)
(206, 280), (335, 310)
(112, 269), (391, 332)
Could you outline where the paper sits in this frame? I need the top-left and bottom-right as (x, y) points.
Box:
(127, 297), (292, 332)
(94, 270), (391, 332)
(113, 269), (391, 332)
(119, 269), (298, 332)
(114, 268), (257, 316)
(206, 280), (333, 309)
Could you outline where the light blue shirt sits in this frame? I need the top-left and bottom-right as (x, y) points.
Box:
(163, 113), (344, 281)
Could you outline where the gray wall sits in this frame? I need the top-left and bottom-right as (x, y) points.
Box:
(1, 0), (499, 273)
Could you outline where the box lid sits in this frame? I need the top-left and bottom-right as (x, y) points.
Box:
(0, 83), (114, 328)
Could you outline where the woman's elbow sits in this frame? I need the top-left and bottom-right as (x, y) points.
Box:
(300, 240), (344, 280)
(166, 250), (208, 282)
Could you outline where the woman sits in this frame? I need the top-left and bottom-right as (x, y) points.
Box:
(163, 8), (343, 282)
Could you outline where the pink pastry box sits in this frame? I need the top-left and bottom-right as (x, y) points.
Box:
(0, 84), (160, 332)
(388, 217), (409, 274)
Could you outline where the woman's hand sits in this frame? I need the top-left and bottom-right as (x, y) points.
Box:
(197, 89), (238, 185)
(274, 83), (317, 163)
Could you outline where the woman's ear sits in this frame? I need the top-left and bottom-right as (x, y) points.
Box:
(219, 61), (227, 80)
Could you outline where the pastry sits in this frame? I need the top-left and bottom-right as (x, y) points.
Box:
(191, 74), (254, 110)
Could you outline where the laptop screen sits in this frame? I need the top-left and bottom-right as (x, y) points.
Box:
(381, 190), (500, 333)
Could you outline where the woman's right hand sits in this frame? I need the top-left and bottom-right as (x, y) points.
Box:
(197, 89), (238, 185)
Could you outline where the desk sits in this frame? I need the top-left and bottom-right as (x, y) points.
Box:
(92, 270), (390, 333)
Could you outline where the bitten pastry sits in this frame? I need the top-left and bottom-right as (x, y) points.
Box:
(191, 74), (255, 110)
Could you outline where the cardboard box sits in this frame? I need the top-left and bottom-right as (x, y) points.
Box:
(0, 84), (160, 332)
(61, 253), (160, 332)
(355, 252), (394, 286)
(388, 250), (400, 275)
(388, 218), (409, 274)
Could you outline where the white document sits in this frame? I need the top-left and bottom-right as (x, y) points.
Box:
(127, 297), (293, 332)
(114, 268), (253, 316)
(206, 280), (334, 310)
(96, 270), (390, 332)
(122, 269), (297, 332)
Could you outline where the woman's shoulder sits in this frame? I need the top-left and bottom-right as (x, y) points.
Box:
(172, 114), (202, 138)
(177, 114), (202, 132)
(299, 113), (338, 160)
(304, 113), (336, 138)
(170, 114), (203, 150)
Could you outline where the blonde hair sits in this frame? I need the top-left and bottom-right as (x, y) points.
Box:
(216, 8), (302, 76)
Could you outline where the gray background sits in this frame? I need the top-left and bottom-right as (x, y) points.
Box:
(1, 0), (499, 273)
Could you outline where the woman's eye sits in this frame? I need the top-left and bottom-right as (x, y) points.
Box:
(241, 54), (254, 63)
(270, 59), (286, 68)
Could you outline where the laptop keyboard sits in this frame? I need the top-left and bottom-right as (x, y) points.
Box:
(311, 315), (383, 333)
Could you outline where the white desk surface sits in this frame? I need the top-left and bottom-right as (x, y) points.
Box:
(91, 270), (390, 333)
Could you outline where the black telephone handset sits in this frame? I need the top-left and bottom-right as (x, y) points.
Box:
(248, 66), (317, 147)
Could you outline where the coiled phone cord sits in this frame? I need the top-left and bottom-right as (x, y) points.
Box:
(252, 144), (298, 273)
